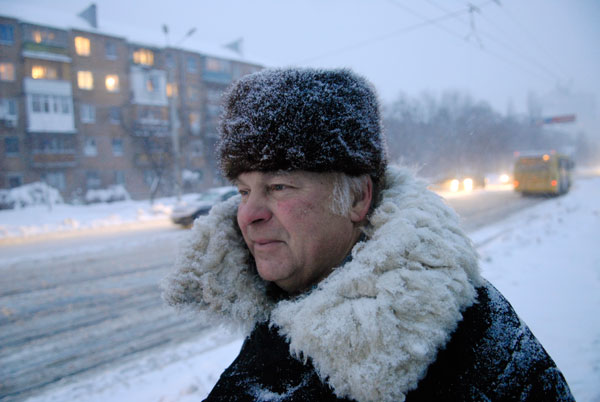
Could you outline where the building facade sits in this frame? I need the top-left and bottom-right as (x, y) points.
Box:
(0, 14), (262, 201)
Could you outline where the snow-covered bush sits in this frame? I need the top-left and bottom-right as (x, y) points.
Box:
(0, 182), (64, 210)
(85, 185), (131, 204)
(182, 169), (202, 183)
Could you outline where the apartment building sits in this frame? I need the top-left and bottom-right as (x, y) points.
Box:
(0, 16), (23, 189)
(0, 12), (262, 201)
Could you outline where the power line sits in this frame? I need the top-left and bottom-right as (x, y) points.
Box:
(293, 2), (480, 64)
(422, 0), (565, 83)
(497, 2), (570, 81)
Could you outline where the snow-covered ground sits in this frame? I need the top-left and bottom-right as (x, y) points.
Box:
(0, 195), (202, 244)
(5, 177), (599, 401)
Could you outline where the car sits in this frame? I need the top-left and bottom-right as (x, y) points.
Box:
(430, 173), (486, 193)
(171, 186), (238, 226)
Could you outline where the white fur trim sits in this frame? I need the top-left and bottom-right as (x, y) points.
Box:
(163, 165), (482, 401)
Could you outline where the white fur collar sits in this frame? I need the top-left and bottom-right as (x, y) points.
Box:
(163, 165), (482, 402)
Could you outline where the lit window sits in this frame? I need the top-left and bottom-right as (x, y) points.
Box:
(80, 104), (96, 123)
(205, 57), (231, 73)
(133, 49), (154, 66)
(74, 36), (91, 56)
(33, 30), (42, 43)
(77, 71), (94, 90)
(30, 28), (58, 45)
(105, 74), (119, 92)
(32, 65), (58, 80)
(0, 62), (15, 81)
(166, 83), (177, 97)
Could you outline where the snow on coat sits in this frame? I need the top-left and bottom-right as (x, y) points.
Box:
(163, 165), (572, 402)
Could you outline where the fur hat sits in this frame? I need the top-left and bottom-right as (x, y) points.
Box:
(217, 68), (387, 183)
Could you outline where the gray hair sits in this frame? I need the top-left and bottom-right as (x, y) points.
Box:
(330, 173), (371, 217)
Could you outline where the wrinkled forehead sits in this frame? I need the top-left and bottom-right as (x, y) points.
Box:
(233, 170), (337, 187)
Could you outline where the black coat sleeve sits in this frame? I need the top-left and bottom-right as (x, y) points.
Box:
(405, 282), (575, 401)
(203, 322), (354, 402)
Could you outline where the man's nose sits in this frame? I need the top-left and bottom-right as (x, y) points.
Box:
(237, 192), (272, 227)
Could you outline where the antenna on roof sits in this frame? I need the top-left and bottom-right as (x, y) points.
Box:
(224, 37), (243, 56)
(162, 24), (170, 46)
(78, 3), (98, 29)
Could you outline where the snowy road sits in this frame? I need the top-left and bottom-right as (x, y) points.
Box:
(0, 187), (546, 401)
(0, 226), (209, 401)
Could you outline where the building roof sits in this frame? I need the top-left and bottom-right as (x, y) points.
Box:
(0, 3), (264, 66)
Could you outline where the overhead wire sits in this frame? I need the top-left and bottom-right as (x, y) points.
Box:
(293, 2), (484, 64)
(495, 2), (571, 81)
(418, 0), (565, 83)
(434, 0), (568, 82)
(296, 0), (565, 87)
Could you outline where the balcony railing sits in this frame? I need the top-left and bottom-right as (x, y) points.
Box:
(30, 152), (77, 168)
(134, 152), (172, 167)
(132, 119), (170, 137)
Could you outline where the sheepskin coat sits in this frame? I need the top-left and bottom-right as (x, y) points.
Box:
(163, 166), (573, 402)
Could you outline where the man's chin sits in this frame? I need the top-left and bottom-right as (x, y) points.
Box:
(256, 261), (292, 284)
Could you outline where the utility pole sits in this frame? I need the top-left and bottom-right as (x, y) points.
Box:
(167, 64), (182, 201)
(163, 26), (196, 201)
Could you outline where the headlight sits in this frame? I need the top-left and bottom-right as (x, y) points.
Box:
(500, 174), (510, 184)
(450, 179), (460, 192)
(463, 178), (474, 192)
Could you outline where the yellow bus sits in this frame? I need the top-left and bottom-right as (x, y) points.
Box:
(513, 152), (574, 195)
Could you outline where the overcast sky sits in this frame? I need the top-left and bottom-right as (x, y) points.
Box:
(3, 0), (600, 119)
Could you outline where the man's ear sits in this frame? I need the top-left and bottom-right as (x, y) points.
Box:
(350, 176), (373, 223)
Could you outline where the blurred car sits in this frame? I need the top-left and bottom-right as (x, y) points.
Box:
(171, 186), (238, 226)
(431, 174), (486, 193)
(484, 173), (512, 187)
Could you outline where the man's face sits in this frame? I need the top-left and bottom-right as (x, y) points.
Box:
(236, 171), (359, 294)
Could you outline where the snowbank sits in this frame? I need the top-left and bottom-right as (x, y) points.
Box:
(0, 197), (175, 243)
(85, 185), (131, 204)
(471, 176), (600, 401)
(0, 182), (63, 210)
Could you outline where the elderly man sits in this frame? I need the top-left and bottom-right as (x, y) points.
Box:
(164, 68), (573, 401)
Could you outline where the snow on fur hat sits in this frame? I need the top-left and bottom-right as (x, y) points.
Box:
(217, 67), (387, 183)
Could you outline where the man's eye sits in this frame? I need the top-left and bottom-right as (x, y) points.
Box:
(271, 184), (286, 191)
(238, 189), (249, 197)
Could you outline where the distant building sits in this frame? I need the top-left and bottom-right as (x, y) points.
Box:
(0, 12), (262, 200)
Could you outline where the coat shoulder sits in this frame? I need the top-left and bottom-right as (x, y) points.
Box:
(405, 282), (575, 401)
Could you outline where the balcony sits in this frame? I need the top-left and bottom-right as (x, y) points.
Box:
(134, 152), (172, 167)
(132, 119), (170, 137)
(31, 152), (77, 168)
